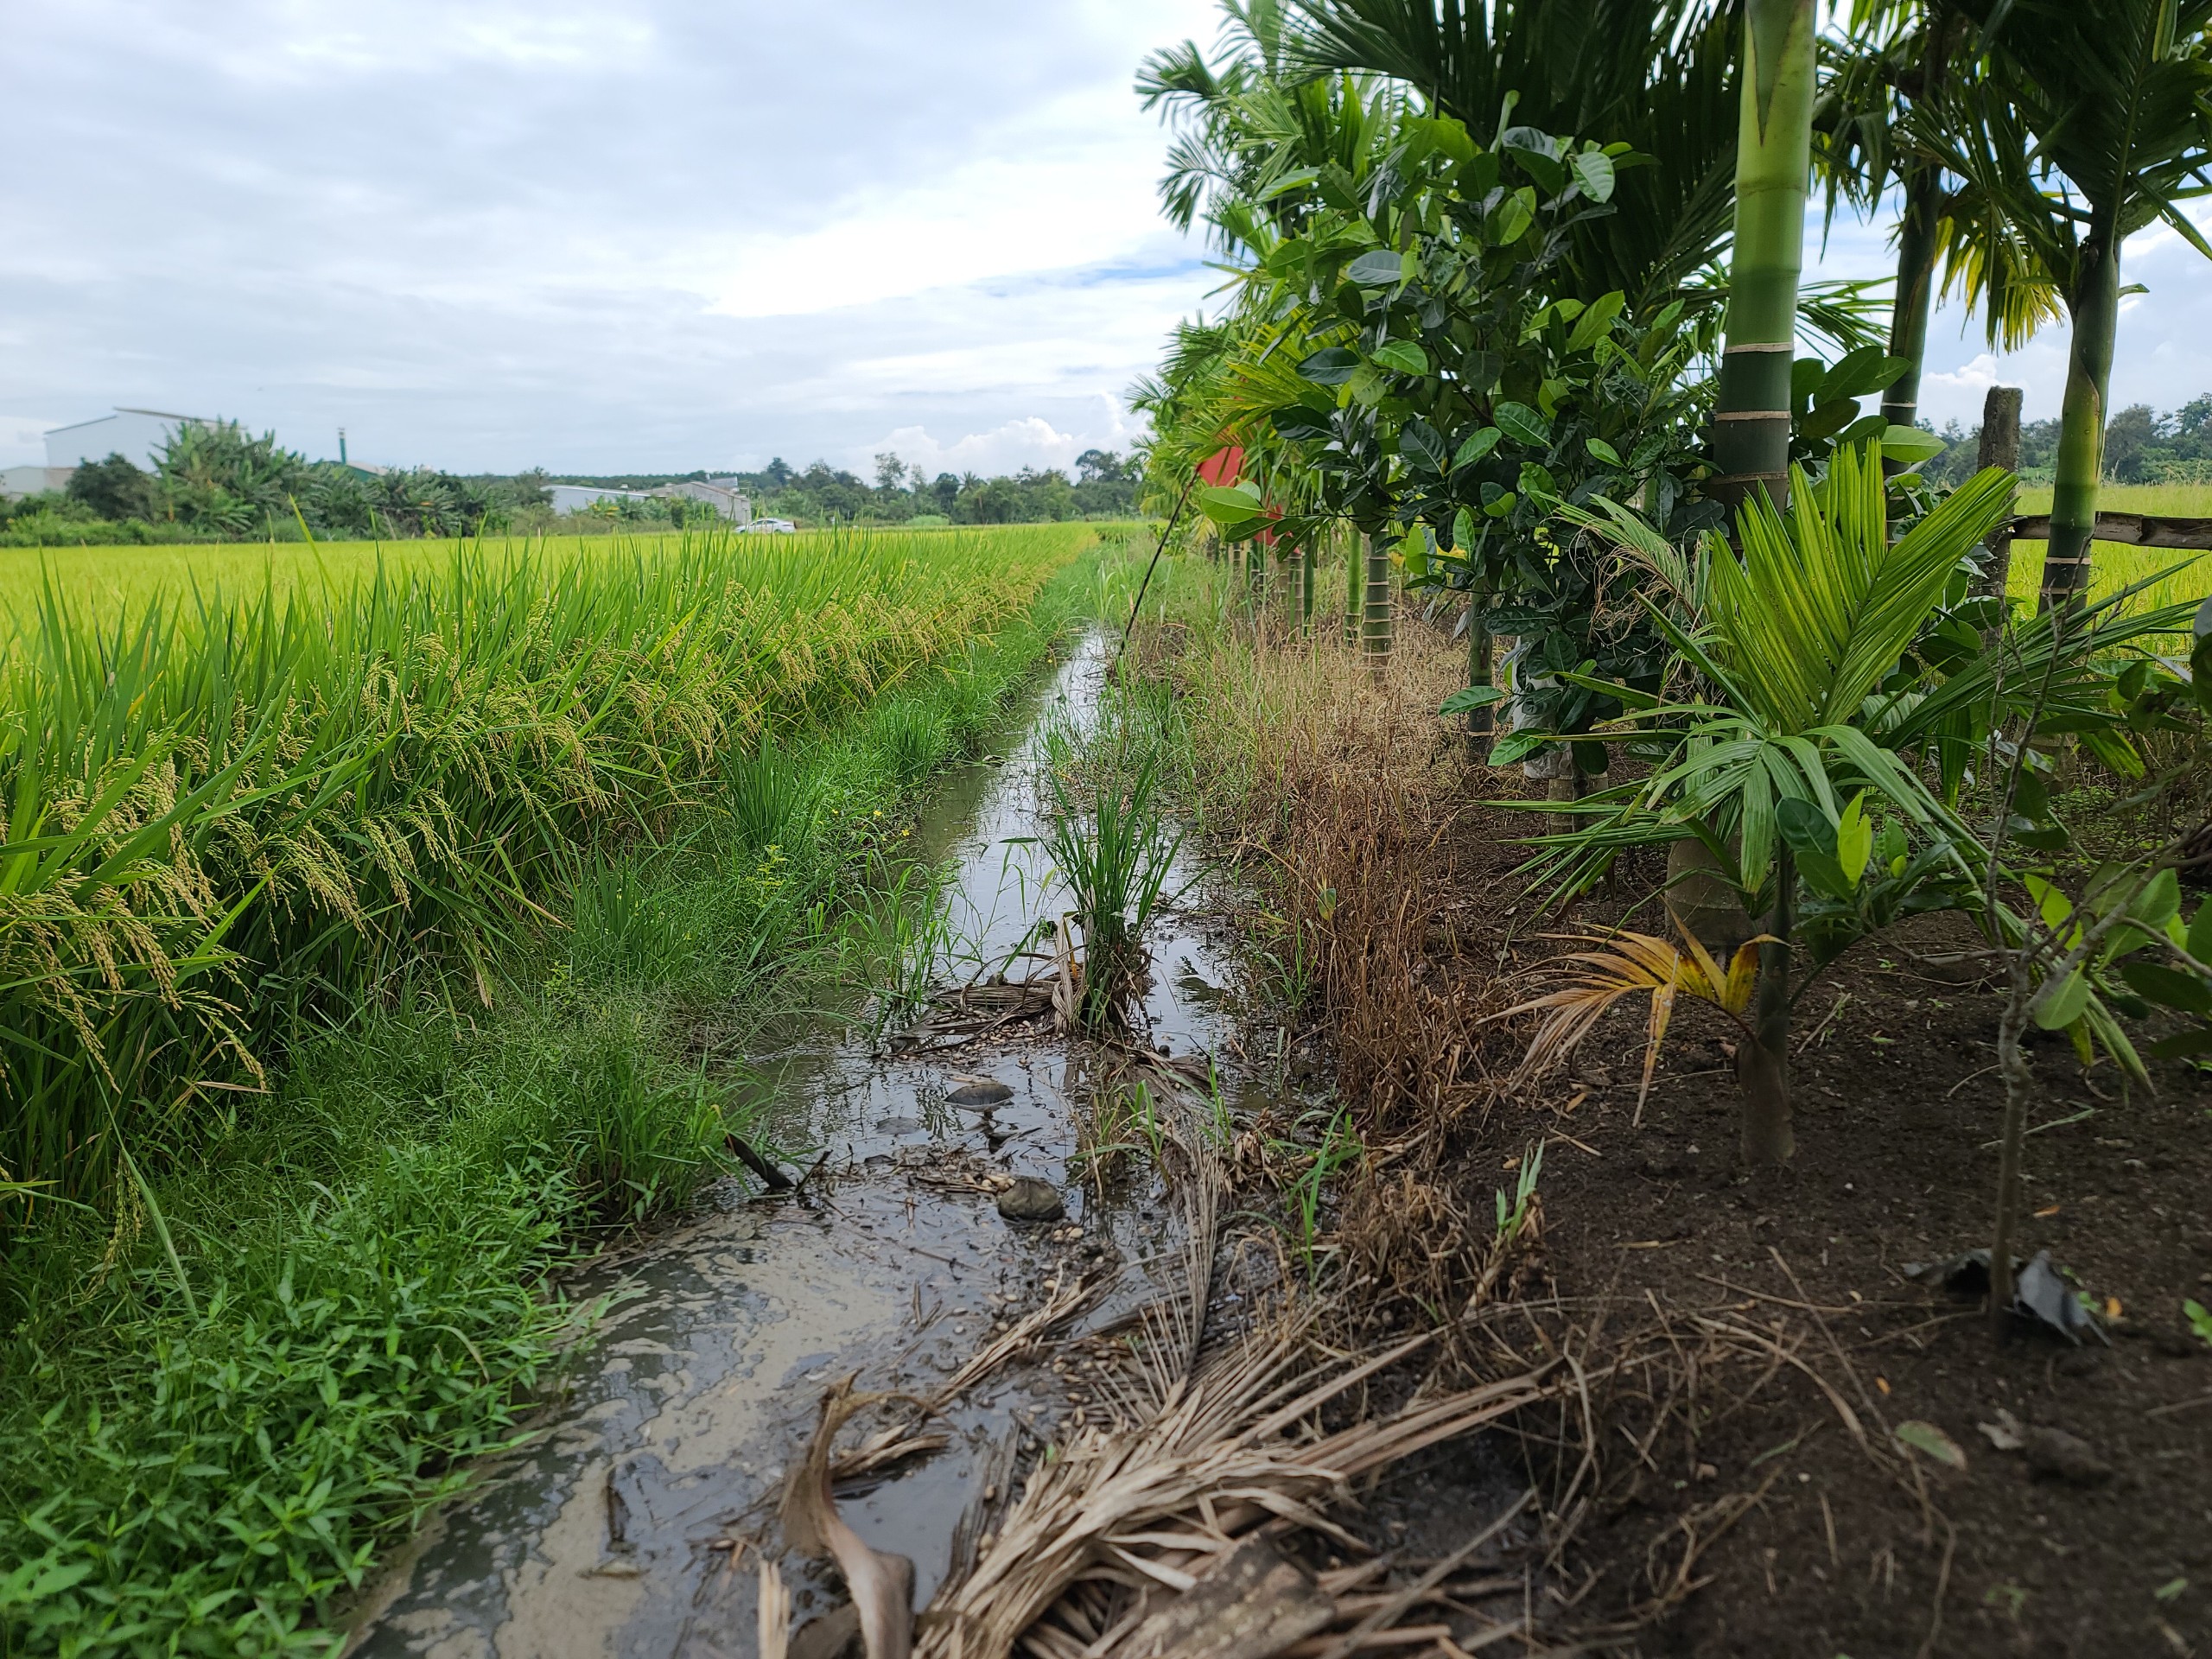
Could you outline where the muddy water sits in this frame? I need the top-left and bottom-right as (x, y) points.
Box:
(346, 632), (1255, 1659)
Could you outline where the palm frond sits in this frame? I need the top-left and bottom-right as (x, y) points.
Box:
(1497, 926), (1768, 1120)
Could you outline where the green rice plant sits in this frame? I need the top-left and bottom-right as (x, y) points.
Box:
(726, 730), (814, 855)
(0, 541), (1109, 1659)
(870, 697), (950, 786)
(852, 860), (953, 1030)
(1040, 749), (1182, 1028)
(558, 1043), (732, 1230)
(0, 524), (1083, 1213)
(1494, 1142), (1545, 1246)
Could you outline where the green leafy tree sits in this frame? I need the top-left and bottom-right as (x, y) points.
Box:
(154, 421), (311, 535)
(1283, 0), (1745, 309)
(65, 453), (160, 524)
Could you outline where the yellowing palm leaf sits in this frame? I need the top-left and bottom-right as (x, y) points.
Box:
(1498, 927), (1770, 1121)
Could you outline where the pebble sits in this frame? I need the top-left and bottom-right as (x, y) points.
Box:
(995, 1177), (1065, 1224)
(948, 1080), (1014, 1107)
(2024, 1426), (2113, 1486)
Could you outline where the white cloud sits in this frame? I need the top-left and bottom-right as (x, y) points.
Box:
(0, 0), (1221, 469)
(862, 400), (1150, 480)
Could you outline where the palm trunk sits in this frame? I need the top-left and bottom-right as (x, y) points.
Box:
(1465, 579), (1494, 759)
(2040, 232), (2122, 613)
(1711, 0), (1817, 518)
(1361, 533), (1393, 673)
(1344, 526), (1362, 647)
(1974, 385), (2025, 613)
(1737, 845), (1795, 1166)
(1880, 162), (1942, 474)
(1300, 543), (1317, 633)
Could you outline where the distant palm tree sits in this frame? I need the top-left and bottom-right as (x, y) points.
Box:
(1924, 0), (2212, 610)
(1816, 0), (2004, 447)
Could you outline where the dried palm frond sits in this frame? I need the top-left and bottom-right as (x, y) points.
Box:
(758, 1557), (791, 1659)
(918, 1316), (1558, 1659)
(780, 1376), (917, 1659)
(1497, 928), (1771, 1121)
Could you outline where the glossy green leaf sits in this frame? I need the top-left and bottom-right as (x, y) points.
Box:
(2031, 969), (2091, 1031)
(1566, 289), (1626, 352)
(1371, 340), (1429, 375)
(1441, 685), (1507, 715)
(1569, 148), (1617, 203)
(1298, 347), (1360, 386)
(2118, 959), (2212, 1015)
(1345, 249), (1405, 288)
(1880, 424), (1948, 465)
(1453, 427), (1503, 468)
(1197, 484), (1265, 525)
(2188, 899), (2212, 966)
(1493, 402), (1549, 447)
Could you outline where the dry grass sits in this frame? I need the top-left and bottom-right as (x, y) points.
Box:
(914, 1123), (1564, 1659)
(1135, 590), (1531, 1142)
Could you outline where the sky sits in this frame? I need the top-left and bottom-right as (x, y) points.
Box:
(3, 3), (2207, 480)
(1, 0), (1224, 478)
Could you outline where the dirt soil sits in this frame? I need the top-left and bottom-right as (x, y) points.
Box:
(1135, 615), (2211, 1657)
(1463, 898), (2212, 1657)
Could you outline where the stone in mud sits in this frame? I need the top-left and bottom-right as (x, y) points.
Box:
(2024, 1426), (2113, 1486)
(996, 1177), (1065, 1224)
(947, 1079), (1014, 1107)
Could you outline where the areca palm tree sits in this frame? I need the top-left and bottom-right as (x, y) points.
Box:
(1282, 0), (1743, 308)
(1535, 444), (2017, 1162)
(1815, 2), (2000, 443)
(1711, 0), (1819, 513)
(1926, 0), (2212, 611)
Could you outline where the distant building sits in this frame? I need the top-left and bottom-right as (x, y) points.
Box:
(44, 407), (212, 474)
(1, 464), (73, 500)
(546, 480), (752, 521)
(660, 480), (751, 523)
(547, 485), (653, 514)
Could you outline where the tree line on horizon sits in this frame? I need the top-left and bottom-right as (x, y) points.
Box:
(0, 429), (1146, 547)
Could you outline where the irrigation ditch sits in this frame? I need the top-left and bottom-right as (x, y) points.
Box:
(343, 625), (1570, 1659)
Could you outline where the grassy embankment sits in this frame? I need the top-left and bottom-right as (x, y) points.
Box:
(0, 522), (1116, 1656)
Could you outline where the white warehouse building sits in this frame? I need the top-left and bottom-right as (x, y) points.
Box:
(546, 477), (750, 523)
(3, 407), (213, 500)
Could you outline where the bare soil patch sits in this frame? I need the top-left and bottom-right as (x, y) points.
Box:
(1142, 611), (2212, 1657)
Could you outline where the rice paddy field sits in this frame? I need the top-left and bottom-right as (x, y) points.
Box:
(0, 526), (1007, 629)
(2007, 481), (2211, 620)
(0, 519), (1127, 1655)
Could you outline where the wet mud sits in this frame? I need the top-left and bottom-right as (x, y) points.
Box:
(346, 634), (1256, 1659)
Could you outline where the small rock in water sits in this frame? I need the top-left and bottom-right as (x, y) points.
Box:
(947, 1079), (1014, 1107)
(996, 1178), (1065, 1224)
(2024, 1426), (2113, 1486)
(875, 1116), (922, 1135)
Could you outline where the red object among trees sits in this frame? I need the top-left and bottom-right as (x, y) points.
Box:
(1196, 447), (1244, 486)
